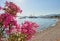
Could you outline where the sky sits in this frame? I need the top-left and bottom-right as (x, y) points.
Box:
(0, 0), (60, 16)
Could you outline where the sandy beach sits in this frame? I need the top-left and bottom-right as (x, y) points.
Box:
(29, 19), (60, 41)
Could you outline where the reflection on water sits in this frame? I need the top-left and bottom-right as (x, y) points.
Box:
(16, 17), (57, 31)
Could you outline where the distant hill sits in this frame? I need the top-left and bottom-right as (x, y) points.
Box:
(40, 14), (60, 18)
(47, 14), (60, 16)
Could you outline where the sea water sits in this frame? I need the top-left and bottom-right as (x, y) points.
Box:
(16, 17), (57, 31)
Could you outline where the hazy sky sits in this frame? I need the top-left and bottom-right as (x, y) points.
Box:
(0, 0), (60, 16)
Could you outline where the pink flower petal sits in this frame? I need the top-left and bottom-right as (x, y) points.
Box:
(0, 6), (2, 10)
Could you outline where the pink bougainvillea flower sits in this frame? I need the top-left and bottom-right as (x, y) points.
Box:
(0, 17), (2, 22)
(15, 24), (20, 29)
(11, 20), (17, 26)
(20, 10), (22, 13)
(10, 27), (14, 31)
(10, 27), (15, 32)
(5, 30), (10, 34)
(26, 35), (32, 40)
(17, 6), (22, 13)
(0, 6), (2, 10)
(5, 1), (9, 6)
(9, 2), (17, 10)
(3, 15), (13, 27)
(32, 22), (39, 28)
(20, 28), (28, 34)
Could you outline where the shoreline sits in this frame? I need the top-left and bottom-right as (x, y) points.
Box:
(30, 19), (60, 41)
(37, 18), (58, 33)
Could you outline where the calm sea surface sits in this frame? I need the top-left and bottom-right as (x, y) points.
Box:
(16, 17), (57, 31)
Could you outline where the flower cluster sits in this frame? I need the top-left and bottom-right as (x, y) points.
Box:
(0, 1), (39, 41)
(0, 13), (17, 34)
(0, 1), (22, 16)
(20, 21), (39, 40)
(8, 21), (39, 41)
